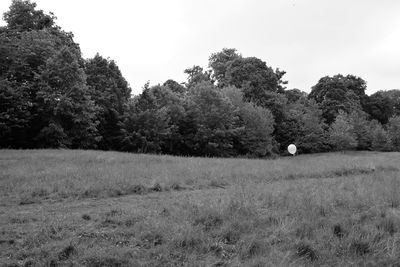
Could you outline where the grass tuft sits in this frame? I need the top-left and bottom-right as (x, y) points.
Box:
(295, 242), (318, 261)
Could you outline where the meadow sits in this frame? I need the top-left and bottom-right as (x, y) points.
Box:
(1, 149), (400, 266)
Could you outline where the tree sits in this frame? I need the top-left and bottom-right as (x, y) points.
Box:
(0, 79), (31, 147)
(121, 84), (184, 154)
(0, 28), (64, 147)
(3, 0), (56, 32)
(221, 86), (275, 157)
(85, 54), (131, 150)
(208, 48), (241, 87)
(284, 88), (307, 104)
(275, 97), (328, 154)
(348, 110), (373, 150)
(387, 116), (400, 151)
(163, 79), (186, 95)
(309, 74), (367, 124)
(184, 81), (239, 157)
(328, 110), (357, 151)
(1, 0), (100, 149)
(225, 57), (284, 99)
(34, 46), (99, 148)
(364, 90), (400, 124)
(370, 120), (390, 151)
(184, 65), (212, 88)
(121, 104), (171, 154)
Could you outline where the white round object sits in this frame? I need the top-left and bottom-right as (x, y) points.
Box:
(288, 144), (297, 155)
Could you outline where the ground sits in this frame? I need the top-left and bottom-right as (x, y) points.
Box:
(1, 150), (400, 266)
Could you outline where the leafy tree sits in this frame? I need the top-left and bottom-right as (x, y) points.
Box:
(163, 79), (186, 95)
(85, 54), (131, 150)
(208, 48), (241, 87)
(34, 46), (99, 148)
(225, 57), (285, 100)
(284, 88), (308, 104)
(370, 120), (390, 151)
(0, 79), (31, 147)
(276, 98), (328, 154)
(348, 110), (373, 150)
(185, 81), (239, 157)
(121, 103), (171, 154)
(364, 90), (400, 124)
(121, 84), (183, 154)
(1, 0), (99, 149)
(184, 65), (213, 88)
(309, 74), (367, 124)
(221, 86), (275, 157)
(0, 28), (65, 147)
(387, 116), (400, 151)
(328, 110), (357, 151)
(3, 0), (56, 32)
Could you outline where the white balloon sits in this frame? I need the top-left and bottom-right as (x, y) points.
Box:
(288, 144), (297, 155)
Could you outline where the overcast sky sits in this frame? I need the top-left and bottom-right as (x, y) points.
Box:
(1, 0), (399, 95)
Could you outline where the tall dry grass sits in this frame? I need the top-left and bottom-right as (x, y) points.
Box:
(1, 150), (400, 266)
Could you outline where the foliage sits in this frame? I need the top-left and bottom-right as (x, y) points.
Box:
(0, 3), (99, 148)
(284, 88), (307, 104)
(348, 110), (373, 150)
(276, 97), (328, 153)
(3, 0), (56, 31)
(120, 85), (180, 154)
(370, 120), (390, 151)
(85, 54), (131, 150)
(208, 48), (241, 87)
(184, 65), (213, 88)
(221, 86), (275, 157)
(34, 46), (100, 148)
(364, 90), (400, 124)
(1, 1), (398, 156)
(309, 74), (367, 124)
(328, 110), (357, 151)
(387, 116), (400, 151)
(183, 82), (239, 157)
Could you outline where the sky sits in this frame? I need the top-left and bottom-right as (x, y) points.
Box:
(1, 0), (399, 95)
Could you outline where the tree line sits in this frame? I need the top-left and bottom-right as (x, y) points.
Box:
(1, 0), (400, 157)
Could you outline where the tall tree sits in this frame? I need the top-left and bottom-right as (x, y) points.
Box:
(1, 0), (99, 148)
(34, 46), (99, 148)
(121, 84), (183, 154)
(221, 86), (275, 157)
(309, 74), (367, 124)
(224, 57), (286, 99)
(85, 54), (131, 150)
(3, 0), (56, 32)
(208, 48), (241, 87)
(364, 90), (400, 124)
(185, 81), (239, 157)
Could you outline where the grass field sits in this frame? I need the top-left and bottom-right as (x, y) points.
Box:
(1, 150), (400, 266)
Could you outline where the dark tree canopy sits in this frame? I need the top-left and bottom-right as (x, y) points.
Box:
(364, 90), (400, 124)
(284, 88), (308, 104)
(85, 54), (131, 150)
(1, 0), (399, 155)
(3, 0), (56, 32)
(0, 0), (99, 148)
(208, 48), (241, 87)
(309, 74), (367, 124)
